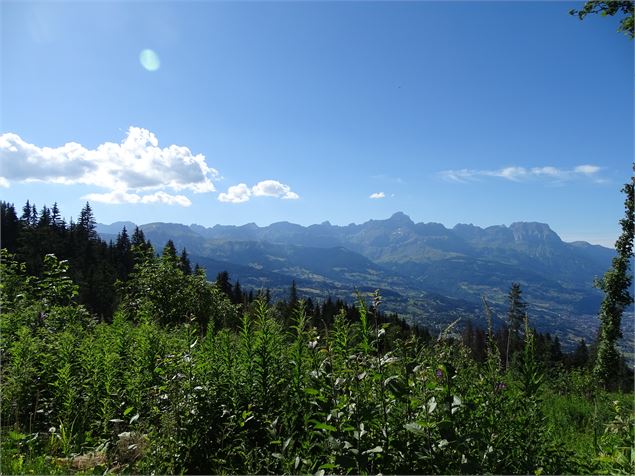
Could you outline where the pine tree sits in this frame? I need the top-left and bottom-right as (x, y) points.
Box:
(115, 226), (134, 281)
(232, 280), (243, 305)
(77, 202), (97, 239)
(550, 336), (563, 366)
(21, 200), (32, 225)
(131, 226), (146, 247)
(179, 248), (192, 275)
(162, 240), (178, 265)
(1, 202), (21, 252)
(131, 226), (154, 263)
(289, 280), (299, 308)
(506, 282), (527, 368)
(38, 205), (51, 228)
(593, 171), (634, 388)
(30, 204), (38, 227)
(51, 202), (63, 228)
(216, 271), (232, 298)
(571, 339), (589, 368)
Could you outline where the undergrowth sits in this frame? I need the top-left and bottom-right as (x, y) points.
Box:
(1, 250), (633, 475)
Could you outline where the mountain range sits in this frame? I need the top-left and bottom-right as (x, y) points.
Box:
(96, 212), (632, 350)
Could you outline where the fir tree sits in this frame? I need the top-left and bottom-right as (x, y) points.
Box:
(38, 205), (51, 228)
(30, 204), (38, 227)
(1, 202), (21, 252)
(51, 202), (63, 228)
(77, 202), (97, 239)
(593, 171), (634, 388)
(130, 226), (154, 263)
(232, 280), (243, 305)
(571, 339), (589, 368)
(115, 226), (134, 281)
(162, 240), (178, 265)
(21, 200), (32, 225)
(216, 271), (232, 298)
(179, 248), (192, 275)
(506, 282), (527, 368)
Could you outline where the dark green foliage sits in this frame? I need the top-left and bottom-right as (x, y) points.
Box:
(1, 201), (121, 318)
(507, 282), (526, 338)
(216, 270), (233, 298)
(594, 173), (634, 388)
(1, 202), (633, 475)
(119, 246), (237, 330)
(114, 226), (134, 281)
(570, 1), (634, 38)
(179, 247), (192, 275)
(505, 282), (527, 368)
(1, 201), (21, 251)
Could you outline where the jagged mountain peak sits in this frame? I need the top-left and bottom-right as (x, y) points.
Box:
(385, 211), (414, 226)
(509, 222), (561, 243)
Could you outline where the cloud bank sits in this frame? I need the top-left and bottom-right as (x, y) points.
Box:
(0, 127), (217, 206)
(439, 164), (603, 183)
(369, 192), (385, 199)
(218, 180), (300, 203)
(0, 127), (300, 207)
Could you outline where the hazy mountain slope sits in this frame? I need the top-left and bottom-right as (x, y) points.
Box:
(96, 213), (626, 348)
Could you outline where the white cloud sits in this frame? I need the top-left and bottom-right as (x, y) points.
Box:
(218, 183), (252, 203)
(251, 180), (299, 199)
(530, 166), (560, 177)
(495, 166), (528, 181)
(83, 190), (143, 205)
(83, 190), (192, 207)
(218, 180), (299, 204)
(141, 191), (191, 206)
(440, 164), (602, 183)
(369, 192), (385, 199)
(574, 164), (600, 175)
(0, 127), (302, 207)
(0, 127), (217, 206)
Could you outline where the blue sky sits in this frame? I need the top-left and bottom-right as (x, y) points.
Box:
(1, 1), (632, 246)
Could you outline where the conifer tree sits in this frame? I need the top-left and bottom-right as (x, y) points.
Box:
(77, 202), (97, 239)
(506, 282), (527, 368)
(216, 271), (233, 298)
(162, 240), (178, 265)
(1, 202), (21, 252)
(232, 280), (243, 305)
(115, 226), (134, 280)
(572, 339), (589, 368)
(593, 171), (634, 387)
(51, 202), (62, 228)
(179, 248), (192, 275)
(289, 279), (299, 308)
(21, 200), (32, 225)
(38, 205), (51, 228)
(507, 283), (526, 335)
(30, 204), (38, 227)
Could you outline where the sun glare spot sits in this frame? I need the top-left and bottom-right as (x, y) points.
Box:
(139, 49), (160, 71)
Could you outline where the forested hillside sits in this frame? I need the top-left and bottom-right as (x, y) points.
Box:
(1, 200), (633, 474)
(94, 212), (629, 351)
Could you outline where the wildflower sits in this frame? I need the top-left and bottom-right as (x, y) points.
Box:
(495, 382), (507, 391)
(436, 369), (444, 380)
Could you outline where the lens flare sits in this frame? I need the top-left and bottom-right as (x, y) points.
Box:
(139, 49), (160, 71)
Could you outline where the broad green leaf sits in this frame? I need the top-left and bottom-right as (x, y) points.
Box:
(314, 422), (337, 432)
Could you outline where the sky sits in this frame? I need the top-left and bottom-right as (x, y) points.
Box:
(1, 0), (633, 247)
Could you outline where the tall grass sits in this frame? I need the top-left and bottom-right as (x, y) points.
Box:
(1, 252), (633, 474)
